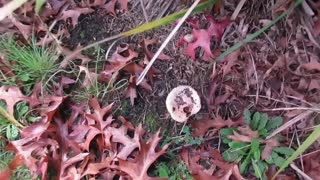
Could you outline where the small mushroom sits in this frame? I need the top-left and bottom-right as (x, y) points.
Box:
(165, 85), (201, 123)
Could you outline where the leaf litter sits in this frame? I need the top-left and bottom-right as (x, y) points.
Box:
(1, 0), (320, 179)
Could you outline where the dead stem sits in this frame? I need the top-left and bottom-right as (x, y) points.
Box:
(0, 106), (24, 128)
(266, 111), (313, 140)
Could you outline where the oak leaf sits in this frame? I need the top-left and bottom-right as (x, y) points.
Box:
(191, 116), (240, 137)
(112, 130), (169, 180)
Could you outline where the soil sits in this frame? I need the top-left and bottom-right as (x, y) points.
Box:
(62, 0), (294, 135)
(64, 0), (320, 151)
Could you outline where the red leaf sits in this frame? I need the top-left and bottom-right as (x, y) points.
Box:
(261, 138), (280, 160)
(180, 16), (231, 60)
(185, 29), (213, 60)
(112, 130), (169, 179)
(140, 38), (171, 61)
(222, 49), (241, 77)
(313, 18), (320, 37)
(191, 116), (240, 137)
(85, 98), (114, 130)
(101, 0), (129, 16)
(227, 126), (259, 142)
(108, 123), (144, 159)
(0, 86), (29, 115)
(180, 147), (244, 180)
(8, 15), (32, 40)
(60, 46), (92, 68)
(206, 16), (232, 40)
(59, 7), (94, 27)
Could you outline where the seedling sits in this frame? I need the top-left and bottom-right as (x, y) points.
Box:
(220, 109), (294, 179)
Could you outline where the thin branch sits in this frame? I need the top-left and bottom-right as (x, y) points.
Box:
(136, 0), (201, 85)
(0, 106), (24, 128)
(266, 111), (313, 140)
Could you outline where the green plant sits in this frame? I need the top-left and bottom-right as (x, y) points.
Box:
(0, 35), (58, 91)
(273, 123), (320, 179)
(0, 100), (38, 179)
(156, 161), (192, 180)
(220, 110), (294, 179)
(162, 126), (203, 149)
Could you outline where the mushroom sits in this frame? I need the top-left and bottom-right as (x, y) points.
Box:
(165, 85), (201, 123)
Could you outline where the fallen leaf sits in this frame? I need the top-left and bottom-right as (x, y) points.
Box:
(140, 38), (171, 61)
(179, 16), (231, 60)
(222, 49), (241, 77)
(227, 125), (259, 142)
(59, 7), (94, 27)
(261, 137), (280, 160)
(125, 75), (137, 105)
(313, 18), (320, 37)
(0, 86), (29, 115)
(111, 130), (169, 180)
(191, 116), (239, 137)
(180, 147), (244, 180)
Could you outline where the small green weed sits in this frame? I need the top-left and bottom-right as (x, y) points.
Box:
(156, 161), (192, 180)
(144, 113), (159, 133)
(162, 126), (203, 149)
(0, 100), (39, 179)
(220, 110), (294, 179)
(0, 35), (58, 91)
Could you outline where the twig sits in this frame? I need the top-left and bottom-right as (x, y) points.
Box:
(231, 0), (246, 20)
(136, 0), (201, 85)
(139, 0), (149, 23)
(290, 163), (312, 180)
(263, 107), (320, 113)
(246, 46), (259, 104)
(266, 111), (313, 140)
(294, 128), (304, 172)
(0, 106), (24, 128)
(246, 94), (301, 107)
(295, 149), (320, 160)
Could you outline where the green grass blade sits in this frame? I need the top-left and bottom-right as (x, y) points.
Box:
(272, 125), (320, 179)
(212, 0), (304, 63)
(35, 0), (46, 14)
(123, 0), (218, 36)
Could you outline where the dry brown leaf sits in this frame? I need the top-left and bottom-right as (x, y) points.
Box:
(111, 130), (169, 180)
(222, 49), (241, 77)
(0, 86), (29, 115)
(262, 137), (280, 160)
(227, 126), (259, 142)
(191, 115), (239, 137)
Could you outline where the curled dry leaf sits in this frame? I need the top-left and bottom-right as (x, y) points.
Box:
(166, 85), (201, 123)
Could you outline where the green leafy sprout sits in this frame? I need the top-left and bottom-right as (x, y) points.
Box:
(220, 109), (294, 179)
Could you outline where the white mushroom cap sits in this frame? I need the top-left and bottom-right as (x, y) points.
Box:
(165, 85), (201, 123)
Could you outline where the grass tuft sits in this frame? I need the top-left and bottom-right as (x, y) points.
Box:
(0, 35), (58, 91)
